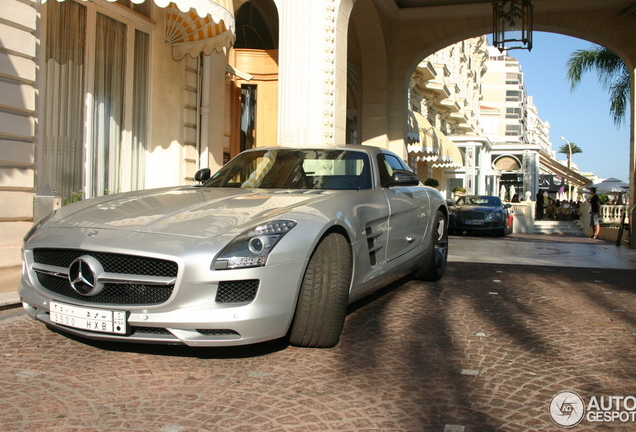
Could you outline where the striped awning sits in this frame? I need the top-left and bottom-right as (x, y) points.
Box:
(432, 132), (464, 168)
(164, 0), (235, 60)
(407, 111), (462, 167)
(407, 111), (440, 161)
(41, 0), (235, 60)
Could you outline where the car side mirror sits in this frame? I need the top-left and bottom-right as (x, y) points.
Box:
(386, 170), (420, 187)
(504, 203), (512, 209)
(193, 168), (211, 186)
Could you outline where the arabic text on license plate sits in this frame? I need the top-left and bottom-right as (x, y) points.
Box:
(50, 301), (127, 334)
(466, 220), (483, 225)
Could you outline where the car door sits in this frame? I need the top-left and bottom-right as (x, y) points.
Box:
(378, 153), (430, 262)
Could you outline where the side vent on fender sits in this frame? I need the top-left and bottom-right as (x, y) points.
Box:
(365, 227), (382, 266)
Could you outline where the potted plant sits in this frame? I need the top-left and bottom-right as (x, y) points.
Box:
(424, 178), (439, 188)
(452, 186), (466, 197)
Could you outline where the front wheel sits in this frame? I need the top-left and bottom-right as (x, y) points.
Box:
(414, 210), (448, 281)
(288, 232), (352, 348)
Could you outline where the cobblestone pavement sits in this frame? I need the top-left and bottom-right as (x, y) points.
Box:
(3, 253), (636, 432)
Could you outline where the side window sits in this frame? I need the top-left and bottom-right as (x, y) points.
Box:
(377, 154), (408, 187)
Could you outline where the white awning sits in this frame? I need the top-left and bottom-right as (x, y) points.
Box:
(41, 0), (235, 60)
(539, 154), (590, 187)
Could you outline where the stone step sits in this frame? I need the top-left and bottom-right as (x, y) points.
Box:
(533, 220), (585, 236)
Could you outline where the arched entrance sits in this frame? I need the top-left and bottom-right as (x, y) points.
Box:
(344, 0), (636, 245)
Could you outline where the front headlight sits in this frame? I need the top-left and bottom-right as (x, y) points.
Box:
(23, 210), (57, 244)
(213, 220), (297, 270)
(485, 211), (504, 222)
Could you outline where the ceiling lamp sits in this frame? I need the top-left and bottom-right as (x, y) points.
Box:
(493, 0), (533, 52)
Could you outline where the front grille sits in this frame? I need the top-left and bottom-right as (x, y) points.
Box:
(32, 248), (178, 305)
(33, 248), (178, 277)
(197, 329), (240, 336)
(37, 273), (174, 305)
(216, 280), (259, 303)
(460, 211), (486, 220)
(131, 327), (173, 335)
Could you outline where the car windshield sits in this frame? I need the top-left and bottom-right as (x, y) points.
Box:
(204, 149), (372, 190)
(457, 196), (501, 206)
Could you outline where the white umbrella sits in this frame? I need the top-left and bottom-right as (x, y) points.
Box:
(510, 185), (516, 201)
(587, 177), (629, 194)
(500, 185), (506, 201)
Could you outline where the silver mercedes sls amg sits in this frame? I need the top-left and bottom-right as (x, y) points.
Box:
(19, 145), (448, 348)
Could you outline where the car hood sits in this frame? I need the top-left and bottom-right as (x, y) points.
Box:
(49, 187), (340, 238)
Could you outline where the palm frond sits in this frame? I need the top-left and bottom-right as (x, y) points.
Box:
(566, 45), (630, 126)
(609, 73), (630, 126)
(557, 143), (583, 155)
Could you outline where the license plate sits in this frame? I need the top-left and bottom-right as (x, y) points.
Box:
(465, 220), (483, 225)
(50, 301), (127, 334)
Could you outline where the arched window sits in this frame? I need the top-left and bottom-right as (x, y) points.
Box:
(235, 3), (275, 49)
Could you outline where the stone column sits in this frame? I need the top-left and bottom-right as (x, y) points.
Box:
(630, 67), (636, 248)
(276, 0), (350, 147)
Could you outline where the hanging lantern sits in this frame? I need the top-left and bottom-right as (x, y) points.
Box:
(493, 0), (533, 52)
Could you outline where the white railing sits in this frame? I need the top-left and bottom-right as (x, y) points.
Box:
(600, 204), (629, 225)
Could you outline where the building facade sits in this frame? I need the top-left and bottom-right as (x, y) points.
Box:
(407, 36), (489, 198)
(2, 0), (635, 266)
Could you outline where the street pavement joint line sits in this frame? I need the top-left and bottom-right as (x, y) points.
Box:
(444, 425), (465, 432)
(159, 425), (185, 432)
(460, 369), (480, 376)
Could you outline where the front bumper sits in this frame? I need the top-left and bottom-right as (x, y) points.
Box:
(20, 256), (308, 347)
(449, 220), (505, 231)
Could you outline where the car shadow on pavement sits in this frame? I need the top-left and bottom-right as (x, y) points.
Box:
(46, 324), (291, 359)
(335, 262), (636, 430)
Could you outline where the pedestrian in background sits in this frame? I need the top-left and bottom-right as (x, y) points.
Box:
(536, 190), (544, 220)
(588, 187), (600, 239)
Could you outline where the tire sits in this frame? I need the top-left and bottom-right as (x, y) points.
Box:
(289, 232), (352, 348)
(414, 210), (448, 281)
(497, 226), (506, 237)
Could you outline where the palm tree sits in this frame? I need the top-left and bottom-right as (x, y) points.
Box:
(557, 142), (583, 169)
(566, 46), (630, 126)
(557, 142), (582, 201)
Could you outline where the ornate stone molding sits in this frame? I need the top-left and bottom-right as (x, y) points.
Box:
(323, 0), (336, 145)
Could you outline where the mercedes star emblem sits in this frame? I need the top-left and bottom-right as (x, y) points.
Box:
(68, 256), (105, 296)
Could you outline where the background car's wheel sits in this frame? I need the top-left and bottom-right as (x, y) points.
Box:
(414, 210), (448, 281)
(289, 232), (352, 348)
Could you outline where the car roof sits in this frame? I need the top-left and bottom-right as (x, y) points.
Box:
(240, 145), (392, 157)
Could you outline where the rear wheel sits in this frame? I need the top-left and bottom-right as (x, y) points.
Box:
(289, 233), (352, 348)
(414, 210), (448, 281)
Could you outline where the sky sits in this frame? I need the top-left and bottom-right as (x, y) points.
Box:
(501, 32), (631, 183)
